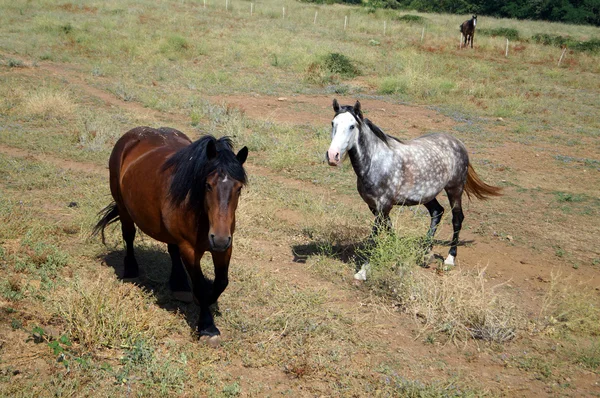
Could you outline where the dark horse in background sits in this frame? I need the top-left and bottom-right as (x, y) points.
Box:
(326, 100), (501, 280)
(460, 15), (477, 48)
(93, 127), (248, 345)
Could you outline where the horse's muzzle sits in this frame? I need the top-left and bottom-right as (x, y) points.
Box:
(209, 234), (231, 252)
(326, 149), (341, 166)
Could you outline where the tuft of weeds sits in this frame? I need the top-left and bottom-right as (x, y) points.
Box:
(359, 231), (520, 343)
(13, 233), (69, 281)
(376, 364), (485, 396)
(75, 109), (128, 152)
(393, 14), (429, 24)
(576, 339), (600, 371)
(478, 28), (520, 41)
(22, 89), (77, 120)
(555, 191), (585, 203)
(541, 275), (600, 338)
(6, 58), (25, 68)
(48, 277), (181, 350)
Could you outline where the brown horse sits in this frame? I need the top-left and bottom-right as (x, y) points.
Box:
(93, 126), (248, 344)
(460, 15), (477, 48)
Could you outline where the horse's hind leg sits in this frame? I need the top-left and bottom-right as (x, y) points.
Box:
(424, 199), (444, 241)
(423, 199), (445, 265)
(445, 189), (465, 267)
(168, 244), (193, 303)
(120, 212), (139, 279)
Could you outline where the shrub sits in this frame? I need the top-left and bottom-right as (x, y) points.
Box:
(322, 53), (360, 78)
(478, 28), (520, 41)
(393, 14), (428, 24)
(532, 34), (600, 53)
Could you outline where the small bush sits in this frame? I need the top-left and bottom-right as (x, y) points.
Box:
(393, 14), (428, 24)
(478, 28), (520, 41)
(532, 34), (600, 53)
(322, 53), (360, 78)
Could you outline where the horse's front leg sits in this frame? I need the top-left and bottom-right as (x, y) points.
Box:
(423, 199), (445, 265)
(356, 207), (392, 281)
(369, 207), (392, 238)
(210, 247), (231, 305)
(178, 244), (221, 344)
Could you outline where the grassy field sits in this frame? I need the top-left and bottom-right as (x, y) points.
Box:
(1, 0), (600, 396)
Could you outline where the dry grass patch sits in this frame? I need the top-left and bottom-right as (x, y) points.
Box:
(361, 231), (522, 343)
(23, 90), (77, 120)
(540, 273), (600, 338)
(49, 275), (184, 350)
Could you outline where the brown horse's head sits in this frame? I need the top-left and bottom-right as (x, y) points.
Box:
(204, 159), (247, 252)
(204, 140), (248, 252)
(163, 136), (248, 252)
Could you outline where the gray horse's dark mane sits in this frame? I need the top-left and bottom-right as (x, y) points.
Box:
(336, 106), (402, 146)
(364, 119), (403, 145)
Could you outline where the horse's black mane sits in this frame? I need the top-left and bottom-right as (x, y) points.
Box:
(336, 105), (402, 146)
(161, 135), (247, 216)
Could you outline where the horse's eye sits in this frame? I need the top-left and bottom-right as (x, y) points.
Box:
(205, 183), (212, 192)
(349, 125), (355, 130)
(331, 121), (334, 127)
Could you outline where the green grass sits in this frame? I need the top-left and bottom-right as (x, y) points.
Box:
(478, 27), (521, 41)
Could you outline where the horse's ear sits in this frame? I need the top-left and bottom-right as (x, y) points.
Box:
(332, 98), (340, 113)
(354, 100), (363, 120)
(236, 146), (248, 165)
(206, 139), (217, 160)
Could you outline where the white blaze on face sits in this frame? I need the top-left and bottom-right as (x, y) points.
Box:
(328, 112), (357, 166)
(473, 19), (477, 27)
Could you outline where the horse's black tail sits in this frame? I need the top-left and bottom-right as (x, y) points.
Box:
(92, 202), (120, 245)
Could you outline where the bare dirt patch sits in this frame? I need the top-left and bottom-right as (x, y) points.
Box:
(211, 94), (457, 137)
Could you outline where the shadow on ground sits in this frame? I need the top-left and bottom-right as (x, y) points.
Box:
(291, 237), (474, 271)
(100, 246), (201, 330)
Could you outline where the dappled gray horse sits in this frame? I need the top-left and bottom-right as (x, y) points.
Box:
(326, 99), (500, 280)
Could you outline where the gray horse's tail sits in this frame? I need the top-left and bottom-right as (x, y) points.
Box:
(464, 163), (502, 200)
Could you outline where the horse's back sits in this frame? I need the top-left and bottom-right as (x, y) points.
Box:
(110, 127), (189, 176)
(403, 133), (469, 188)
(108, 127), (193, 241)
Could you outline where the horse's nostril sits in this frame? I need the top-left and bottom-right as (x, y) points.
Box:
(335, 153), (340, 161)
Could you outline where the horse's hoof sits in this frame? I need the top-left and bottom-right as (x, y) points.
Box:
(172, 291), (194, 303)
(353, 278), (364, 287)
(354, 268), (368, 281)
(424, 250), (436, 265)
(444, 255), (455, 269)
(200, 334), (221, 348)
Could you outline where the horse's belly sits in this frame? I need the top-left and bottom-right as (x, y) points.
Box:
(120, 163), (174, 244)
